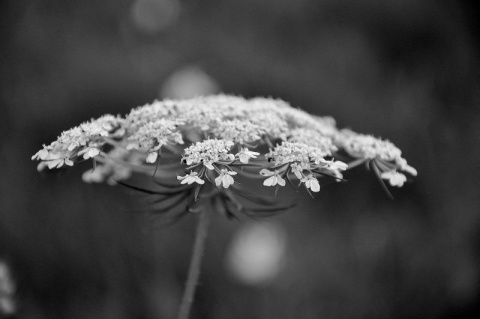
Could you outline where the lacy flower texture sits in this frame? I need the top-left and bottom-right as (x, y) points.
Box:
(32, 95), (417, 216)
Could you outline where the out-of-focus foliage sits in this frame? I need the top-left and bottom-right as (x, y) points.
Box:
(1, 0), (479, 318)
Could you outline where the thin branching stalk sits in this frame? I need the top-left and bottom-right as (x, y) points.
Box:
(177, 208), (211, 319)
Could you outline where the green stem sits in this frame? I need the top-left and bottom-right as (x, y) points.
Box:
(177, 208), (211, 319)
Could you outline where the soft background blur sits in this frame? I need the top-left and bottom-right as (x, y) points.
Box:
(1, 0), (480, 318)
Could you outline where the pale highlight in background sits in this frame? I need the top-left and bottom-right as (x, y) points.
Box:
(160, 65), (220, 99)
(226, 222), (286, 286)
(0, 260), (16, 315)
(131, 0), (181, 34)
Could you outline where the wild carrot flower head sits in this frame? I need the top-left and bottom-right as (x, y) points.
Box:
(33, 95), (417, 217)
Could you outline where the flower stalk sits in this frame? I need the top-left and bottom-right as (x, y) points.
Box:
(177, 207), (211, 319)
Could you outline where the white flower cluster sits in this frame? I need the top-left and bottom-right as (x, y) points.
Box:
(32, 115), (124, 170)
(125, 100), (179, 131)
(182, 139), (235, 170)
(283, 107), (337, 138)
(262, 141), (347, 192)
(82, 147), (136, 185)
(249, 111), (289, 142)
(211, 120), (263, 144)
(340, 130), (402, 161)
(126, 118), (184, 163)
(266, 141), (332, 166)
(32, 94), (416, 196)
(338, 130), (417, 187)
(288, 128), (337, 152)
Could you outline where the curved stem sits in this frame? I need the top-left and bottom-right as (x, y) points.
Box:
(177, 208), (211, 319)
(346, 158), (368, 170)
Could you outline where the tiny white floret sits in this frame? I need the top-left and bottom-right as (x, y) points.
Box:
(301, 174), (320, 192)
(260, 169), (286, 187)
(237, 148), (260, 164)
(177, 171), (205, 185)
(318, 158), (348, 171)
(146, 152), (158, 164)
(31, 146), (49, 160)
(79, 147), (100, 160)
(290, 163), (304, 179)
(381, 170), (407, 187)
(215, 169), (237, 188)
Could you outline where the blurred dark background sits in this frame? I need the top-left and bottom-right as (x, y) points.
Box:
(1, 0), (480, 318)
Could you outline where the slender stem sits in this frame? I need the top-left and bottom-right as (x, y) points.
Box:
(177, 208), (211, 319)
(347, 158), (368, 170)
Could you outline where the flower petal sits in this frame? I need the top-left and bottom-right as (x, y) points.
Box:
(277, 176), (286, 187)
(194, 177), (205, 185)
(146, 152), (158, 163)
(215, 175), (222, 186)
(260, 169), (274, 177)
(310, 179), (320, 192)
(263, 176), (275, 186)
